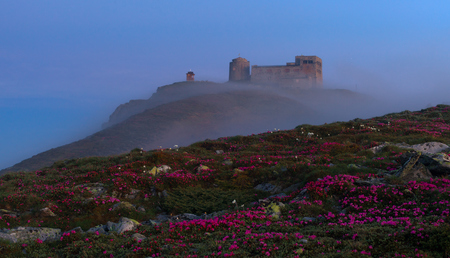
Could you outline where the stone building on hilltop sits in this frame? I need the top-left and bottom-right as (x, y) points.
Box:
(186, 70), (195, 81)
(229, 55), (322, 89)
(229, 57), (250, 82)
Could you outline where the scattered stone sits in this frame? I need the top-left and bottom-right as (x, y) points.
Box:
(132, 233), (146, 242)
(254, 183), (281, 194)
(268, 193), (287, 199)
(105, 221), (117, 232)
(146, 165), (171, 176)
(394, 153), (433, 181)
(111, 201), (136, 211)
(86, 186), (106, 198)
(158, 165), (171, 173)
(222, 159), (233, 166)
(0, 232), (18, 243)
(156, 213), (171, 222)
(197, 165), (210, 173)
(216, 150), (224, 154)
(354, 177), (386, 186)
(87, 226), (106, 235)
(171, 213), (201, 221)
(396, 151), (450, 177)
(116, 217), (140, 234)
(264, 202), (283, 219)
(411, 142), (449, 154)
(233, 168), (244, 174)
(0, 227), (61, 243)
(40, 207), (56, 217)
(137, 206), (146, 212)
(370, 141), (449, 155)
(282, 183), (301, 193)
(63, 227), (83, 235)
(0, 209), (17, 217)
(125, 188), (141, 199)
(158, 190), (168, 198)
(419, 153), (450, 177)
(142, 219), (160, 227)
(111, 190), (119, 198)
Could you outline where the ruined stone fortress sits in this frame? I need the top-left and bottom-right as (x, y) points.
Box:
(229, 55), (322, 89)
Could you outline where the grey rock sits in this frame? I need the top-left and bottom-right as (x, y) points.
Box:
(254, 183), (281, 194)
(370, 142), (448, 155)
(394, 153), (433, 181)
(132, 233), (146, 242)
(158, 190), (168, 198)
(196, 165), (210, 173)
(369, 144), (388, 154)
(158, 165), (171, 173)
(40, 207), (56, 217)
(216, 150), (224, 154)
(105, 221), (117, 232)
(111, 201), (136, 211)
(63, 227), (83, 235)
(142, 219), (161, 227)
(354, 178), (386, 186)
(116, 217), (140, 234)
(0, 227), (61, 243)
(282, 183), (301, 193)
(125, 188), (141, 199)
(137, 206), (146, 212)
(178, 213), (201, 221)
(302, 217), (316, 222)
(268, 193), (287, 199)
(222, 159), (233, 166)
(156, 213), (171, 222)
(0, 209), (17, 217)
(411, 142), (449, 154)
(87, 226), (106, 235)
(420, 153), (450, 177)
(0, 232), (17, 243)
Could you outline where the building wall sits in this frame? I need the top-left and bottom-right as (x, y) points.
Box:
(250, 56), (322, 89)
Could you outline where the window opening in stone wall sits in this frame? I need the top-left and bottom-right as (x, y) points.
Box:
(308, 60), (313, 64)
(303, 60), (308, 64)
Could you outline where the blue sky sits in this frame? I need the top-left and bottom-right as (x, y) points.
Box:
(1, 1), (450, 170)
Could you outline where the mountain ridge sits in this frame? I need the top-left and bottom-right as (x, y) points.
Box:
(1, 82), (375, 174)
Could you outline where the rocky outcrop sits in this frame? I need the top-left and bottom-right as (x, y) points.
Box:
(394, 153), (433, 182)
(370, 141), (449, 154)
(395, 151), (450, 178)
(0, 227), (61, 243)
(254, 183), (282, 194)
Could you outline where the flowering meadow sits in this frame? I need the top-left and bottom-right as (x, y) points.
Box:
(1, 105), (450, 257)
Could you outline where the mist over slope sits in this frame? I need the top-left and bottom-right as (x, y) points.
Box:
(1, 82), (376, 174)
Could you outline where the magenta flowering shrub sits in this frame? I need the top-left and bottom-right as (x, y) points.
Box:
(1, 105), (450, 256)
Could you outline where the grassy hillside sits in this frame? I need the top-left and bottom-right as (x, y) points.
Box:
(1, 89), (313, 174)
(0, 105), (450, 257)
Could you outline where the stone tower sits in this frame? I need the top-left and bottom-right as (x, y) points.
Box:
(186, 70), (195, 81)
(229, 57), (250, 82)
